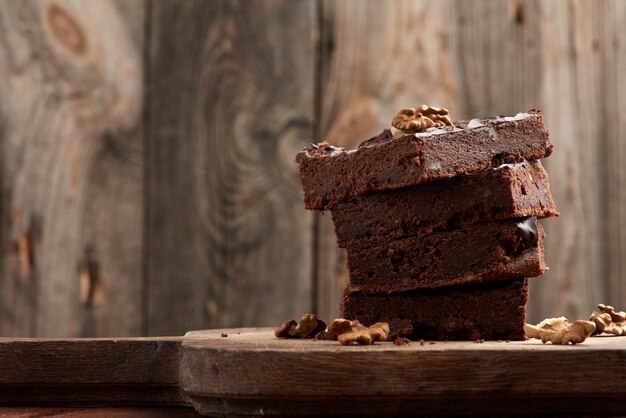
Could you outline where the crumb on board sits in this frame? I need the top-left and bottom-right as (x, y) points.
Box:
(393, 337), (411, 346)
(220, 333), (228, 338)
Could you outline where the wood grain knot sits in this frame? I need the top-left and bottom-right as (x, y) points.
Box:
(508, 0), (526, 25)
(17, 232), (34, 280)
(47, 3), (87, 55)
(79, 246), (104, 306)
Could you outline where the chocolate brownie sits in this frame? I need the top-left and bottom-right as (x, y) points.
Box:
(330, 160), (558, 246)
(346, 218), (545, 293)
(296, 110), (553, 210)
(341, 278), (528, 341)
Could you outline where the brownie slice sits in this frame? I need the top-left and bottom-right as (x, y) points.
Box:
(342, 278), (528, 341)
(296, 110), (552, 210)
(331, 160), (558, 246)
(346, 218), (545, 293)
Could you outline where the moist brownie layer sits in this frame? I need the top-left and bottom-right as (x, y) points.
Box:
(342, 278), (528, 341)
(331, 160), (558, 246)
(297, 110), (553, 210)
(346, 218), (545, 293)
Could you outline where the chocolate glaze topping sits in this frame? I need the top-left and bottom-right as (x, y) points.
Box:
(296, 110), (542, 163)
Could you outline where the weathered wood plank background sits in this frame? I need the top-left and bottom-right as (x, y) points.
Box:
(0, 0), (624, 337)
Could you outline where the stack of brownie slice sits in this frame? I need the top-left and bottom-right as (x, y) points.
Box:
(296, 108), (558, 340)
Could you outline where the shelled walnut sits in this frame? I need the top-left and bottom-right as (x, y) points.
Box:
(276, 315), (391, 346)
(390, 105), (452, 138)
(315, 318), (367, 341)
(338, 322), (390, 346)
(315, 318), (390, 346)
(274, 314), (326, 339)
(590, 304), (626, 336)
(524, 318), (596, 345)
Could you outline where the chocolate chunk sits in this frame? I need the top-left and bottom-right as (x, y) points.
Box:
(313, 142), (343, 154)
(516, 217), (538, 249)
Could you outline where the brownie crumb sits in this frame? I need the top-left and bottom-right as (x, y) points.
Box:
(393, 337), (411, 346)
(429, 342), (435, 345)
(473, 339), (485, 344)
(419, 339), (426, 346)
(220, 333), (228, 338)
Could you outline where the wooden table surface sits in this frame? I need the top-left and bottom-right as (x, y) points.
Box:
(3, 328), (626, 416)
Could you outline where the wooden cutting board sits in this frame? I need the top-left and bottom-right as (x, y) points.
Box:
(181, 328), (626, 416)
(2, 328), (626, 416)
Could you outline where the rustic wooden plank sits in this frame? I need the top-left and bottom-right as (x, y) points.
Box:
(182, 328), (626, 416)
(316, 0), (459, 320)
(0, 0), (145, 337)
(146, 0), (315, 335)
(530, 1), (605, 322)
(602, 0), (626, 313)
(447, 0), (542, 118)
(0, 337), (184, 405)
(0, 408), (201, 418)
(445, 0), (565, 323)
